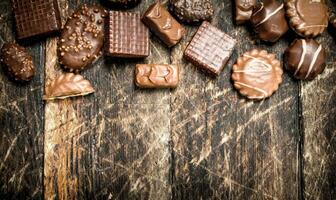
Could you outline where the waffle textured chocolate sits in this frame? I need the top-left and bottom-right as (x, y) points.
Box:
(184, 21), (236, 75)
(135, 64), (179, 88)
(107, 11), (149, 58)
(12, 0), (61, 39)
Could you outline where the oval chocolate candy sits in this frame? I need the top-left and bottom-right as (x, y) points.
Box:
(59, 4), (107, 72)
(0, 42), (35, 81)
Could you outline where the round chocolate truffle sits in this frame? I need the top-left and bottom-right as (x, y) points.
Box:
(232, 49), (283, 100)
(170, 0), (214, 23)
(284, 39), (326, 80)
(285, 0), (328, 38)
(250, 0), (288, 42)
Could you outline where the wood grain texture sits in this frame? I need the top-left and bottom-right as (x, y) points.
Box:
(170, 1), (300, 199)
(0, 0), (44, 199)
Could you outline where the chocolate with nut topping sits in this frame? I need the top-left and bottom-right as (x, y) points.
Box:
(170, 0), (214, 23)
(0, 42), (35, 81)
(59, 4), (107, 72)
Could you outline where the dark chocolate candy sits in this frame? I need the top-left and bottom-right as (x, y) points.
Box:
(12, 0), (61, 39)
(0, 42), (35, 81)
(59, 4), (107, 71)
(142, 2), (185, 47)
(250, 0), (288, 42)
(170, 0), (214, 23)
(235, 0), (257, 25)
(232, 49), (283, 100)
(43, 73), (95, 100)
(107, 11), (149, 58)
(330, 14), (336, 30)
(184, 21), (236, 76)
(104, 0), (141, 8)
(135, 64), (179, 88)
(285, 0), (328, 38)
(284, 39), (326, 80)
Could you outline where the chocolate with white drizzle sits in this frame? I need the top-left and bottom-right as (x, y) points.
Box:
(285, 0), (328, 38)
(232, 49), (283, 100)
(250, 0), (288, 42)
(59, 4), (107, 72)
(142, 2), (185, 47)
(284, 39), (326, 80)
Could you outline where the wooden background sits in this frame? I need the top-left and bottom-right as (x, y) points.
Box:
(0, 0), (335, 199)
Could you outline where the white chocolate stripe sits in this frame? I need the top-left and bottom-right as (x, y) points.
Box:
(305, 44), (322, 79)
(252, 3), (264, 17)
(235, 82), (268, 97)
(243, 54), (272, 69)
(256, 4), (284, 26)
(294, 39), (306, 76)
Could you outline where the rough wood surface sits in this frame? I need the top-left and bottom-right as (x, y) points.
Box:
(0, 0), (335, 199)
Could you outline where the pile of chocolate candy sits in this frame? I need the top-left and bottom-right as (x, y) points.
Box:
(0, 0), (333, 100)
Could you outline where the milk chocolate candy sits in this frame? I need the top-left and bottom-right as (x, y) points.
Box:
(170, 0), (214, 23)
(250, 0), (288, 42)
(285, 0), (328, 38)
(43, 73), (95, 100)
(232, 49), (283, 100)
(0, 43), (35, 81)
(107, 11), (149, 58)
(142, 2), (185, 47)
(104, 0), (141, 8)
(184, 21), (236, 76)
(59, 4), (107, 72)
(284, 39), (326, 80)
(235, 0), (257, 25)
(12, 0), (61, 39)
(135, 64), (179, 88)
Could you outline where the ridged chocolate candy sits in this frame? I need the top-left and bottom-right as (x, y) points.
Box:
(59, 4), (107, 72)
(250, 0), (288, 42)
(285, 0), (328, 38)
(170, 0), (214, 23)
(284, 39), (326, 80)
(0, 43), (35, 81)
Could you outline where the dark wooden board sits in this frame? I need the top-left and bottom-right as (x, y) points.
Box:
(0, 0), (335, 199)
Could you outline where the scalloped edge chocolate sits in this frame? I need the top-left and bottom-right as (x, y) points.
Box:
(285, 0), (329, 38)
(232, 49), (283, 100)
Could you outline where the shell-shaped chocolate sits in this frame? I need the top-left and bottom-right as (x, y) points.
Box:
(285, 0), (328, 38)
(232, 49), (283, 100)
(170, 0), (214, 23)
(284, 39), (326, 80)
(0, 42), (35, 81)
(43, 73), (95, 100)
(59, 4), (107, 71)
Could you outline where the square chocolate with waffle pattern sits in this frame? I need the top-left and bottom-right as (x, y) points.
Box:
(106, 11), (149, 58)
(184, 21), (236, 75)
(12, 0), (61, 39)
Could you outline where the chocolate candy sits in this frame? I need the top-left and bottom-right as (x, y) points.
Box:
(43, 73), (95, 100)
(104, 0), (141, 8)
(285, 0), (328, 38)
(59, 5), (107, 72)
(135, 64), (179, 88)
(142, 2), (185, 47)
(284, 39), (326, 80)
(232, 49), (283, 100)
(107, 11), (149, 58)
(0, 42), (35, 81)
(12, 0), (62, 39)
(170, 0), (214, 23)
(184, 21), (236, 76)
(234, 0), (257, 25)
(330, 14), (336, 30)
(250, 0), (288, 42)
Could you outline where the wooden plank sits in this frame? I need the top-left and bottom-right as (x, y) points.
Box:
(0, 0), (44, 199)
(301, 31), (336, 199)
(170, 1), (301, 199)
(44, 0), (171, 199)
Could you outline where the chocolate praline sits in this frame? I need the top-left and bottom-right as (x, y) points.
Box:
(284, 39), (326, 80)
(250, 0), (288, 42)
